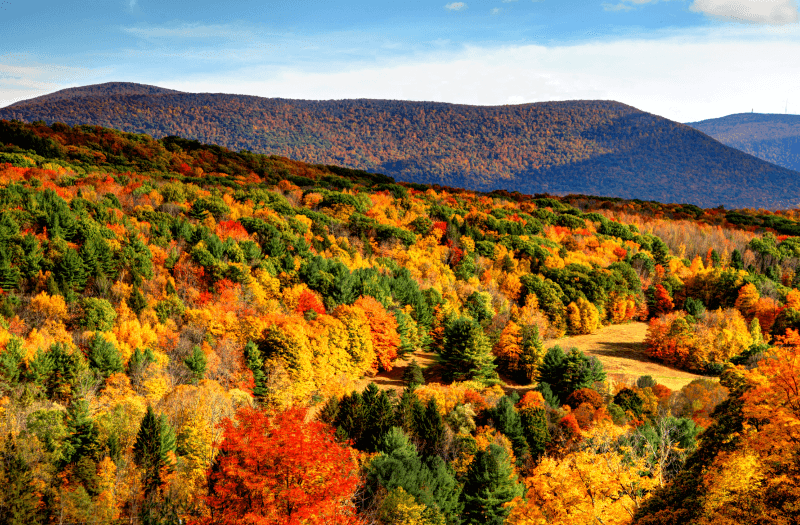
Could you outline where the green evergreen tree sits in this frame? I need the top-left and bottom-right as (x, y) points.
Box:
(333, 391), (365, 445)
(61, 398), (103, 469)
(0, 337), (23, 387)
(403, 359), (425, 389)
(362, 384), (395, 452)
(0, 247), (20, 292)
(316, 396), (340, 426)
(128, 285), (148, 315)
(0, 436), (42, 525)
(518, 324), (544, 384)
(56, 248), (87, 292)
(243, 341), (267, 399)
(460, 444), (524, 525)
(492, 396), (529, 462)
(415, 397), (446, 458)
(88, 335), (123, 378)
(20, 234), (43, 281)
(395, 387), (422, 433)
(730, 249), (744, 270)
(133, 406), (176, 496)
(441, 317), (497, 382)
(184, 345), (207, 384)
(46, 343), (87, 403)
(367, 427), (461, 523)
(519, 403), (550, 460)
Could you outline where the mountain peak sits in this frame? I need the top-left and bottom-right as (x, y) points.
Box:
(8, 82), (183, 107)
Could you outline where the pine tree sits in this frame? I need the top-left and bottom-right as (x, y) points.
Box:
(243, 341), (267, 399)
(402, 359), (425, 389)
(460, 444), (524, 525)
(519, 324), (545, 384)
(133, 406), (176, 496)
(492, 396), (529, 462)
(367, 428), (461, 523)
(0, 436), (42, 525)
(415, 397), (446, 458)
(730, 249), (744, 270)
(88, 335), (123, 378)
(0, 246), (20, 292)
(129, 285), (148, 315)
(184, 345), (207, 384)
(61, 398), (103, 469)
(441, 316), (497, 382)
(394, 387), (421, 433)
(56, 247), (87, 292)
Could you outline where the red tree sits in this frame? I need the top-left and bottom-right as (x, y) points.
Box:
(196, 406), (362, 525)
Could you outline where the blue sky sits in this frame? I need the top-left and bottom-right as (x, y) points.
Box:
(1, 0), (799, 121)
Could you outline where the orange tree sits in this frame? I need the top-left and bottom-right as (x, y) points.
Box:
(195, 406), (362, 525)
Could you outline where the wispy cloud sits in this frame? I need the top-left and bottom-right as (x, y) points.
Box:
(0, 57), (110, 106)
(491, 8), (502, 14)
(690, 0), (799, 24)
(121, 23), (254, 40)
(151, 27), (800, 122)
(445, 2), (467, 11)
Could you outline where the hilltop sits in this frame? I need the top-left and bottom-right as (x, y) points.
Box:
(687, 112), (800, 173)
(4, 82), (800, 209)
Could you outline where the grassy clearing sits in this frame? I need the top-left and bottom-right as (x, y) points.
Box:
(546, 322), (705, 391)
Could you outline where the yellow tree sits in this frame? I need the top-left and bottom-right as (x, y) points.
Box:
(507, 423), (659, 525)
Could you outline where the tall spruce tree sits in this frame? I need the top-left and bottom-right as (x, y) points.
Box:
(243, 341), (267, 399)
(0, 436), (42, 525)
(415, 397), (446, 458)
(133, 406), (176, 496)
(492, 396), (529, 462)
(184, 345), (207, 384)
(367, 427), (461, 523)
(460, 444), (524, 525)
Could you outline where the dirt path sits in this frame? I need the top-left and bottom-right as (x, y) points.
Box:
(546, 322), (705, 391)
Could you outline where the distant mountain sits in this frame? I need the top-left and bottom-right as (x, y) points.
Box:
(687, 113), (800, 173)
(3, 82), (800, 209)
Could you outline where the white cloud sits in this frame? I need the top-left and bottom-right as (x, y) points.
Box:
(445, 2), (467, 11)
(603, 3), (635, 11)
(691, 0), (799, 24)
(491, 7), (502, 14)
(0, 58), (109, 106)
(151, 28), (800, 122)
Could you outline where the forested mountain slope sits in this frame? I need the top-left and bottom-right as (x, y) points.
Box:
(687, 113), (800, 173)
(4, 83), (800, 209)
(0, 119), (798, 524)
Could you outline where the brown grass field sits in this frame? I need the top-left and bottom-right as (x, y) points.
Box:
(362, 322), (705, 395)
(545, 322), (704, 391)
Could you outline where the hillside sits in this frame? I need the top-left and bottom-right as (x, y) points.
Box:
(687, 112), (800, 173)
(4, 83), (800, 209)
(0, 119), (799, 524)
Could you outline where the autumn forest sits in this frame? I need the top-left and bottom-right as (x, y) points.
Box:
(0, 119), (798, 525)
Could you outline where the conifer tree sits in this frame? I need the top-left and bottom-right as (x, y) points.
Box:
(460, 444), (524, 525)
(243, 341), (267, 399)
(184, 345), (207, 384)
(133, 406), (176, 496)
(492, 396), (529, 462)
(61, 398), (103, 469)
(0, 436), (42, 525)
(415, 397), (446, 458)
(128, 284), (148, 315)
(367, 427), (461, 523)
(403, 359), (425, 389)
(88, 335), (123, 378)
(56, 247), (87, 292)
(441, 316), (497, 382)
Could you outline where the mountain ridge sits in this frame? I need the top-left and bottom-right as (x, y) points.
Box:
(686, 112), (800, 173)
(3, 82), (800, 209)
